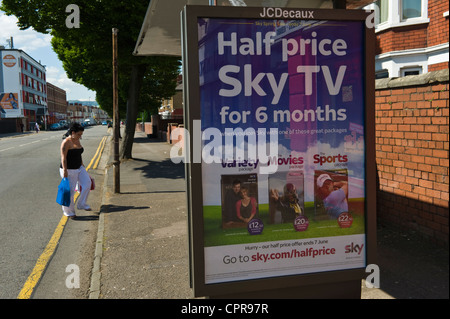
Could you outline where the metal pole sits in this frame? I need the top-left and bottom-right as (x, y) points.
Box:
(333, 0), (346, 9)
(112, 28), (120, 193)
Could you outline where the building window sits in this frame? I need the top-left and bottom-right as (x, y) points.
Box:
(400, 66), (422, 76)
(402, 0), (422, 20)
(365, 0), (429, 31)
(376, 69), (389, 79)
(375, 0), (389, 25)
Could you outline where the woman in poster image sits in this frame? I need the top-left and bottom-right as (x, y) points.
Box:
(59, 123), (92, 219)
(316, 174), (348, 218)
(236, 186), (258, 223)
(6, 93), (18, 109)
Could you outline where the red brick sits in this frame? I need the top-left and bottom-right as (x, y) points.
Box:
(419, 179), (433, 189)
(432, 133), (448, 141)
(433, 149), (448, 158)
(424, 156), (440, 165)
(432, 99), (447, 109)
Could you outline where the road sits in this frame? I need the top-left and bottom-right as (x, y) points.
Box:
(0, 125), (109, 299)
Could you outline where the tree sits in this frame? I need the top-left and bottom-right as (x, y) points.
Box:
(1, 0), (180, 159)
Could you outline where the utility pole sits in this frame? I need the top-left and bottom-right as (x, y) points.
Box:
(112, 28), (120, 193)
(333, 0), (346, 9)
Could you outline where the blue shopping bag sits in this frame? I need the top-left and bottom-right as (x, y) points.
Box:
(56, 177), (71, 207)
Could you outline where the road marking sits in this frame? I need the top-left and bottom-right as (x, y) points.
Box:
(86, 136), (107, 170)
(93, 136), (107, 169)
(17, 215), (68, 299)
(0, 147), (14, 152)
(17, 135), (108, 299)
(18, 140), (40, 147)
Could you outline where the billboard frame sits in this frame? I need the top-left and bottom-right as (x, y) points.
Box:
(182, 5), (376, 298)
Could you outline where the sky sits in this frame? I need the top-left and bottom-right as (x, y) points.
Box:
(0, 9), (97, 102)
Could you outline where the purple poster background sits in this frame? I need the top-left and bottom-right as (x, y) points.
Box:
(199, 18), (366, 206)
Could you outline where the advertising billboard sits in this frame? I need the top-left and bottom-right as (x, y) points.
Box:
(1, 51), (22, 118)
(0, 92), (20, 118)
(182, 5), (375, 297)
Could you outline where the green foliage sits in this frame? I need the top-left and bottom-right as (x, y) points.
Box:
(1, 0), (181, 117)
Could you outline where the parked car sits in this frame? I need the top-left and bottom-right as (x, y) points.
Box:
(59, 120), (69, 129)
(49, 123), (61, 130)
(102, 120), (108, 125)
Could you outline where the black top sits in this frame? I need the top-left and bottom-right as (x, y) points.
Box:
(239, 201), (253, 219)
(61, 147), (83, 169)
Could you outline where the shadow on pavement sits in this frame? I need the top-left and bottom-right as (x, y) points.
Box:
(102, 204), (150, 214)
(373, 224), (449, 299)
(74, 215), (99, 221)
(132, 158), (185, 180)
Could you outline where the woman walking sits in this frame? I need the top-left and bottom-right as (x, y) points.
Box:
(60, 123), (91, 219)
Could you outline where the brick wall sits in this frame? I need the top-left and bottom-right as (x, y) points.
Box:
(429, 62), (449, 72)
(427, 0), (449, 48)
(375, 69), (449, 246)
(376, 25), (427, 55)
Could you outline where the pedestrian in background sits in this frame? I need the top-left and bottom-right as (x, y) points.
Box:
(35, 122), (40, 133)
(59, 123), (92, 219)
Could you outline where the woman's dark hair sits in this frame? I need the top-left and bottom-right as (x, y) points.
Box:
(62, 123), (84, 139)
(240, 186), (249, 197)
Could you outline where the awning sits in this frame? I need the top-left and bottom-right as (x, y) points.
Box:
(133, 0), (375, 56)
(133, 0), (207, 57)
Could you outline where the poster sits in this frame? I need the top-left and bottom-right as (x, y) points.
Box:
(0, 93), (20, 118)
(196, 15), (367, 284)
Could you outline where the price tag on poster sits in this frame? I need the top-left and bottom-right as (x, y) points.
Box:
(182, 5), (375, 297)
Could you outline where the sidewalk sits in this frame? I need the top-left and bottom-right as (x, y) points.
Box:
(91, 131), (449, 299)
(92, 131), (191, 299)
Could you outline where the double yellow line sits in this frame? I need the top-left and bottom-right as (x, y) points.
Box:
(17, 136), (108, 299)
